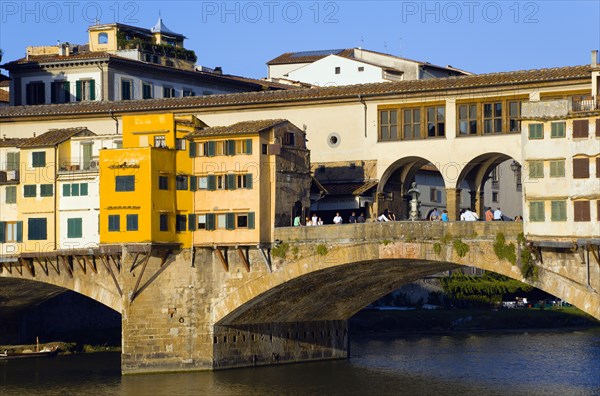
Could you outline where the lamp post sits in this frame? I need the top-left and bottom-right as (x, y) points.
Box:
(510, 160), (522, 186)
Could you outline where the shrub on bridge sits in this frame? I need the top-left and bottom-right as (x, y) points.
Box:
(316, 244), (328, 256)
(272, 242), (290, 259)
(453, 239), (469, 258)
(493, 233), (517, 265)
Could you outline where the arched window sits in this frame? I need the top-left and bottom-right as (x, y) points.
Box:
(98, 33), (108, 44)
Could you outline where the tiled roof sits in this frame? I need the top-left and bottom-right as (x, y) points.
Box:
(267, 49), (353, 65)
(19, 127), (95, 148)
(186, 119), (287, 138)
(2, 52), (112, 67)
(0, 137), (29, 147)
(0, 65), (591, 119)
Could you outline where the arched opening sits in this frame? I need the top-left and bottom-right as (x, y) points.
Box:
(98, 32), (109, 44)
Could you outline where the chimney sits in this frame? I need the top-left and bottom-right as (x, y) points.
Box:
(592, 50), (598, 67)
(214, 66), (222, 75)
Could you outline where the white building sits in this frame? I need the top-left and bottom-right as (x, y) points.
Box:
(0, 138), (26, 256)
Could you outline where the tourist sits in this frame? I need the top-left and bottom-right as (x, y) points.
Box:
(317, 217), (324, 225)
(388, 211), (397, 221)
(305, 216), (312, 226)
(494, 207), (503, 221)
(333, 212), (343, 224)
(311, 213), (318, 226)
(357, 213), (366, 223)
(429, 207), (440, 221)
(293, 215), (302, 226)
(514, 215), (522, 222)
(461, 208), (478, 221)
(485, 207), (494, 221)
(441, 209), (449, 222)
(378, 209), (390, 222)
(348, 212), (357, 223)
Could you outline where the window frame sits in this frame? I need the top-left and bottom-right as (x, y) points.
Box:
(126, 214), (139, 231)
(32, 151), (46, 167)
(159, 213), (169, 231)
(550, 201), (567, 222)
(67, 218), (83, 238)
(115, 175), (135, 192)
(158, 175), (169, 190)
(528, 123), (544, 139)
(549, 160), (565, 178)
(108, 215), (120, 232)
(529, 201), (545, 222)
(483, 102), (503, 134)
(28, 217), (47, 240)
(528, 161), (544, 179)
(550, 121), (566, 138)
(5, 186), (17, 204)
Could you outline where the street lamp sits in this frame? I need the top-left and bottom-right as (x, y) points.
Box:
(510, 160), (522, 185)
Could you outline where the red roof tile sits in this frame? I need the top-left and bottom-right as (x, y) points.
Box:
(186, 119), (287, 138)
(19, 127), (95, 148)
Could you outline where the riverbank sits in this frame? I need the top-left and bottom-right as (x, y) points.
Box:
(349, 306), (599, 336)
(0, 341), (120, 355)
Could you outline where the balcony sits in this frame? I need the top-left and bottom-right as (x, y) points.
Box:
(571, 96), (600, 112)
(0, 170), (19, 183)
(58, 159), (99, 174)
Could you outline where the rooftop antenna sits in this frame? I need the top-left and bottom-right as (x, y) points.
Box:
(384, 41), (388, 53)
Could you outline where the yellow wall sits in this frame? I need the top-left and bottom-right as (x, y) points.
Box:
(122, 113), (175, 149)
(88, 26), (118, 52)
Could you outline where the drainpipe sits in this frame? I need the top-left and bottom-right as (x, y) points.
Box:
(358, 95), (367, 138)
(109, 111), (119, 135)
(54, 145), (59, 251)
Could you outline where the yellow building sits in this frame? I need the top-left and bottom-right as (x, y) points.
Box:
(99, 113), (204, 247)
(16, 128), (95, 254)
(187, 119), (311, 246)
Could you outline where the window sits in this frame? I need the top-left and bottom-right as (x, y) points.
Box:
(98, 32), (108, 44)
(176, 215), (186, 232)
(26, 81), (45, 105)
(114, 140), (123, 149)
(51, 80), (70, 104)
(528, 161), (544, 179)
(115, 175), (135, 191)
(163, 86), (176, 98)
(573, 158), (589, 179)
(429, 187), (442, 203)
(121, 79), (133, 100)
(262, 144), (268, 155)
(483, 102), (502, 133)
(379, 110), (398, 141)
(28, 218), (47, 240)
(549, 160), (565, 177)
(427, 106), (445, 137)
(236, 174), (253, 189)
(358, 66), (364, 72)
(335, 66), (341, 74)
(75, 79), (95, 101)
(126, 214), (138, 231)
(551, 122), (566, 138)
(403, 108), (421, 140)
(63, 183), (88, 197)
(508, 101), (521, 132)
(23, 185), (36, 197)
(67, 218), (83, 238)
(492, 192), (499, 203)
(237, 214), (248, 228)
(458, 104), (478, 135)
(154, 135), (166, 148)
(158, 176), (169, 190)
(108, 215), (120, 231)
(574, 201), (590, 222)
(40, 184), (53, 197)
(32, 152), (46, 167)
(550, 201), (567, 221)
(198, 176), (208, 189)
(217, 214), (227, 229)
(6, 152), (19, 171)
(529, 201), (545, 222)
(283, 133), (295, 146)
(5, 186), (16, 204)
(528, 123), (543, 139)
(176, 175), (188, 190)
(197, 214), (206, 229)
(216, 175), (225, 190)
(182, 89), (195, 97)
(214, 141), (226, 156)
(572, 119), (588, 138)
(176, 138), (186, 151)
(235, 139), (252, 154)
(0, 221), (22, 243)
(160, 213), (168, 231)
(142, 82), (153, 99)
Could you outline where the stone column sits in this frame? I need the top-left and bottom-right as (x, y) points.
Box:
(445, 188), (462, 221)
(474, 190), (485, 218)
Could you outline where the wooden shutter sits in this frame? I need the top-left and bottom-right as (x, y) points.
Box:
(574, 201), (590, 221)
(227, 140), (236, 155)
(64, 81), (70, 103)
(596, 157), (600, 178)
(226, 213), (235, 230)
(245, 173), (253, 189)
(16, 221), (23, 242)
(76, 80), (82, 101)
(206, 213), (215, 230)
(207, 141), (215, 157)
(63, 184), (71, 197)
(188, 214), (196, 231)
(207, 175), (216, 190)
(189, 176), (197, 191)
(80, 183), (88, 196)
(573, 158), (590, 178)
(89, 79), (96, 100)
(189, 141), (196, 157)
(0, 221), (5, 243)
(245, 139), (252, 154)
(247, 212), (255, 229)
(572, 120), (588, 138)
(226, 174), (236, 190)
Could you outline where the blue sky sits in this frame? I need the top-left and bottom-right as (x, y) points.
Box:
(1, 1), (599, 78)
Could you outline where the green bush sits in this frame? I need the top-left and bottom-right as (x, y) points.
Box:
(441, 233), (453, 245)
(316, 244), (328, 256)
(272, 242), (289, 259)
(433, 242), (442, 256)
(453, 239), (469, 257)
(493, 232), (517, 265)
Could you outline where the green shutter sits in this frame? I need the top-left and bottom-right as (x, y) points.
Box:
(189, 176), (197, 191)
(207, 175), (216, 191)
(76, 80), (82, 101)
(207, 141), (215, 157)
(0, 221), (5, 242)
(16, 221), (23, 242)
(226, 174), (236, 190)
(245, 173), (253, 189)
(226, 213), (235, 230)
(206, 213), (215, 231)
(51, 82), (57, 103)
(227, 140), (236, 155)
(89, 79), (96, 100)
(189, 141), (196, 157)
(63, 184), (71, 197)
(245, 139), (252, 154)
(80, 183), (88, 196)
(248, 212), (255, 229)
(188, 214), (196, 231)
(64, 81), (70, 103)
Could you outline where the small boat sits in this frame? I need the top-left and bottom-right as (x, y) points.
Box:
(0, 346), (59, 360)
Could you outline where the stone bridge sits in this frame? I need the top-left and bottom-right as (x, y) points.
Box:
(1, 222), (598, 374)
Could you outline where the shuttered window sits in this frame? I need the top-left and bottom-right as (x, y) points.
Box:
(528, 161), (544, 179)
(176, 215), (187, 232)
(67, 218), (83, 238)
(596, 119), (600, 137)
(596, 157), (600, 178)
(572, 119), (588, 138)
(6, 152), (19, 171)
(205, 213), (215, 230)
(160, 214), (168, 231)
(549, 160), (565, 177)
(176, 175), (188, 190)
(529, 201), (545, 222)
(573, 158), (589, 179)
(23, 185), (36, 197)
(108, 215), (120, 231)
(126, 214), (138, 231)
(40, 184), (53, 197)
(158, 176), (169, 190)
(0, 221), (23, 243)
(28, 218), (47, 240)
(573, 201), (590, 222)
(528, 123), (543, 139)
(32, 152), (46, 167)
(116, 176), (135, 191)
(188, 214), (196, 231)
(550, 121), (565, 138)
(5, 186), (17, 204)
(550, 201), (567, 221)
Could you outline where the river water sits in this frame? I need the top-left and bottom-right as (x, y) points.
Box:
(1, 328), (599, 396)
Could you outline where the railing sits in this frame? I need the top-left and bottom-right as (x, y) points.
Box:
(58, 159), (99, 173)
(0, 170), (19, 183)
(571, 96), (599, 112)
